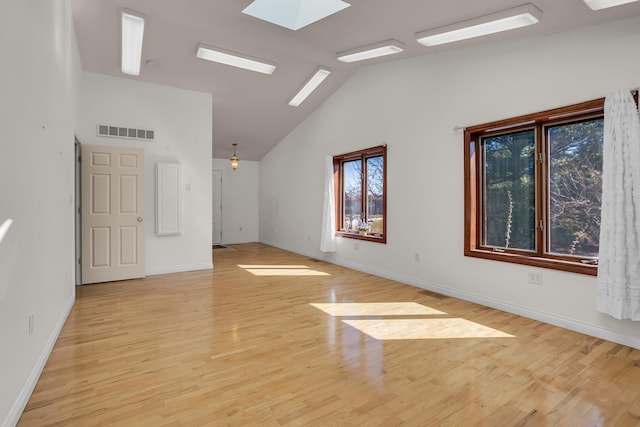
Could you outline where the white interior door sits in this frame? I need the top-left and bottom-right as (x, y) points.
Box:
(81, 144), (145, 284)
(212, 169), (222, 245)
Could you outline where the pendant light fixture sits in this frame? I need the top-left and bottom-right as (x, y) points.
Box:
(230, 143), (239, 171)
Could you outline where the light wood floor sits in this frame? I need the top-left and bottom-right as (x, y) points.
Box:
(19, 243), (640, 426)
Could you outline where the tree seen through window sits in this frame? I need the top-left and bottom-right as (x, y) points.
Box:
(464, 97), (608, 275)
(334, 146), (386, 243)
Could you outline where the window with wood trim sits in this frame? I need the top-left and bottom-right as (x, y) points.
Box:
(464, 99), (607, 275)
(334, 146), (387, 243)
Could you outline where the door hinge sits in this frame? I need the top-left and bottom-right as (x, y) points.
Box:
(539, 219), (544, 231)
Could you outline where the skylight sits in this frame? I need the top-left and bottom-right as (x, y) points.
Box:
(242, 0), (351, 31)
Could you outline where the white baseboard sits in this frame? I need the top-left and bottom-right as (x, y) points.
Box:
(145, 262), (213, 277)
(2, 259), (213, 427)
(3, 292), (75, 427)
(260, 239), (640, 350)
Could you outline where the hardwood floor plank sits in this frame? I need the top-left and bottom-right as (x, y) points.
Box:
(17, 243), (640, 426)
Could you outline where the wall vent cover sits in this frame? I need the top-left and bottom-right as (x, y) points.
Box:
(97, 124), (155, 141)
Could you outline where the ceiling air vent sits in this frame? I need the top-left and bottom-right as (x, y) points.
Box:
(97, 124), (155, 141)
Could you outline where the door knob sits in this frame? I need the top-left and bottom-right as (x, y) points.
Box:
(137, 217), (143, 223)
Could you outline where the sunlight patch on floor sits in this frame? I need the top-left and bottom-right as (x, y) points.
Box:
(238, 265), (311, 269)
(342, 318), (515, 340)
(311, 301), (514, 340)
(311, 302), (446, 316)
(239, 265), (330, 276)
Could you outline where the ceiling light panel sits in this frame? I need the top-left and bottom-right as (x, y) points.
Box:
(121, 10), (145, 76)
(243, 0), (350, 30)
(196, 44), (277, 75)
(289, 67), (331, 107)
(336, 40), (405, 63)
(583, 0), (640, 9)
(416, 3), (543, 47)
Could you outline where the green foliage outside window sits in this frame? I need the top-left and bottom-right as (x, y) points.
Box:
(480, 118), (603, 258)
(548, 118), (603, 258)
(482, 130), (536, 251)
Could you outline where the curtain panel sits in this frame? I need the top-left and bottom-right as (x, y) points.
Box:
(320, 155), (337, 253)
(597, 90), (640, 321)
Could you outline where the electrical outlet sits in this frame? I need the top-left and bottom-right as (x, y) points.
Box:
(307, 234), (311, 241)
(414, 253), (420, 262)
(528, 271), (543, 286)
(354, 241), (359, 250)
(28, 314), (34, 336)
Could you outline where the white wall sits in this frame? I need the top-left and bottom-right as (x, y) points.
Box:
(212, 159), (259, 244)
(0, 0), (81, 425)
(260, 17), (640, 349)
(78, 72), (213, 276)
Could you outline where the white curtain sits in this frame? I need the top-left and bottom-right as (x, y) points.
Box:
(597, 90), (640, 320)
(320, 155), (337, 253)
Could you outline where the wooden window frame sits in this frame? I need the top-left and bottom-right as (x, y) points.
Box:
(334, 145), (387, 244)
(464, 99), (607, 276)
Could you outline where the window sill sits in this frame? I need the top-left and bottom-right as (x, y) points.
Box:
(465, 249), (597, 276)
(337, 230), (386, 244)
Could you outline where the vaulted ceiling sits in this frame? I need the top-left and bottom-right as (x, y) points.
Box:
(70, 0), (640, 160)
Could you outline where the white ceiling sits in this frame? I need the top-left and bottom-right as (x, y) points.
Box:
(70, 0), (640, 161)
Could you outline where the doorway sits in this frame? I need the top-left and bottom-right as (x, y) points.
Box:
(212, 168), (222, 245)
(79, 144), (146, 284)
